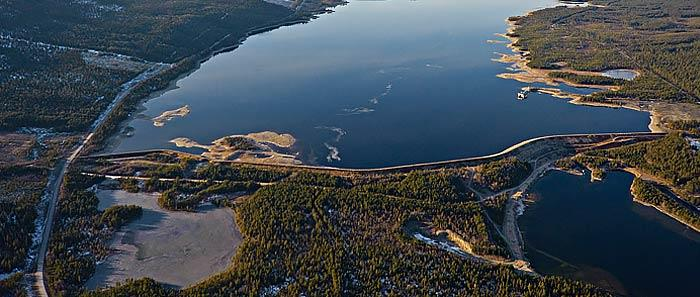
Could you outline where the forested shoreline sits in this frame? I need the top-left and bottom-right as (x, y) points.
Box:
(509, 0), (700, 103)
(566, 133), (700, 230)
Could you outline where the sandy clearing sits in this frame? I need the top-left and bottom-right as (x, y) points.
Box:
(152, 105), (190, 127)
(86, 189), (242, 289)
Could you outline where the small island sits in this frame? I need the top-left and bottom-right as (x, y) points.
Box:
(152, 105), (191, 127)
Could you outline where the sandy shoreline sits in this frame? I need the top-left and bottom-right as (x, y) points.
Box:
(495, 15), (674, 133)
(568, 98), (666, 133)
(170, 131), (300, 164)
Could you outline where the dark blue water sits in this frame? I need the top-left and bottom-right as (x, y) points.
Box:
(521, 171), (700, 297)
(115, 0), (649, 168)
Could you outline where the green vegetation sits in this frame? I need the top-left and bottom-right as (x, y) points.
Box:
(0, 45), (137, 131)
(284, 171), (349, 188)
(585, 133), (700, 206)
(197, 180), (260, 197)
(0, 166), (47, 273)
(0, 272), (28, 297)
(631, 178), (700, 230)
(667, 119), (700, 135)
(512, 0), (700, 102)
(99, 205), (142, 229)
(554, 157), (579, 171)
(474, 157), (532, 192)
(157, 179), (259, 211)
(572, 154), (624, 180)
(158, 188), (200, 211)
(221, 136), (260, 151)
(358, 171), (476, 203)
(194, 163), (290, 183)
(138, 157), (198, 179)
(144, 164), (186, 179)
(118, 178), (140, 193)
(182, 181), (601, 296)
(1, 0), (295, 63)
(143, 152), (181, 164)
(80, 278), (173, 297)
(548, 71), (625, 86)
(483, 194), (508, 226)
(0, 133), (75, 275)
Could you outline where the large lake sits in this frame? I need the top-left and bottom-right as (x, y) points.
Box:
(520, 171), (700, 297)
(115, 0), (649, 168)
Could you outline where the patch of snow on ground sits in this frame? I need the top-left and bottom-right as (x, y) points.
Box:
(24, 161), (61, 271)
(73, 0), (124, 18)
(687, 138), (700, 151)
(260, 277), (294, 296)
(413, 233), (467, 257)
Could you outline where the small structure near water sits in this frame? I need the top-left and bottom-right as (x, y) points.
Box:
(517, 86), (533, 100)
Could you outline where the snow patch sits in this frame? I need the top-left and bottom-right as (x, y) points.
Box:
(687, 137), (700, 151)
(412, 233), (467, 257)
(260, 277), (294, 296)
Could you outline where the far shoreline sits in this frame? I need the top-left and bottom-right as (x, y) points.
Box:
(495, 12), (668, 133)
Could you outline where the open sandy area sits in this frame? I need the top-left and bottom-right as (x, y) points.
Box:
(152, 105), (191, 127)
(85, 189), (242, 289)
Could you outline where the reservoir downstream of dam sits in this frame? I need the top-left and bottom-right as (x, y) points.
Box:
(113, 0), (649, 168)
(520, 171), (700, 297)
